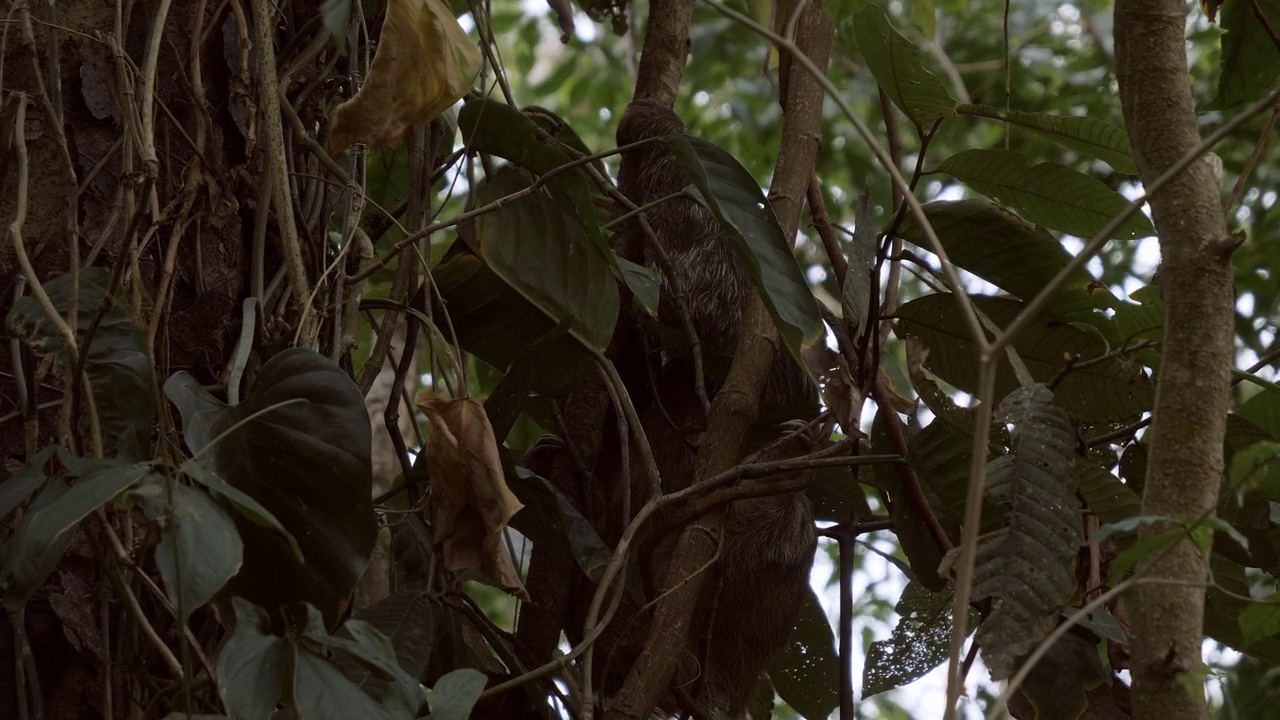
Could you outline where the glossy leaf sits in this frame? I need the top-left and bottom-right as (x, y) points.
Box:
(957, 105), (1137, 174)
(165, 348), (376, 627)
(218, 598), (288, 720)
(473, 166), (619, 353)
(663, 133), (824, 357)
(936, 149), (1155, 240)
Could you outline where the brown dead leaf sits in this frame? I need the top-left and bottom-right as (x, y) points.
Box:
(416, 389), (529, 600)
(330, 0), (481, 154)
(801, 345), (863, 436)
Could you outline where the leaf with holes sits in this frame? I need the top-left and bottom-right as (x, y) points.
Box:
(770, 585), (838, 719)
(973, 385), (1080, 680)
(864, 582), (979, 696)
(165, 348), (376, 628)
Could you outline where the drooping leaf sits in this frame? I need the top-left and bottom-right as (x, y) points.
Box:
(340, 592), (435, 694)
(973, 385), (1080, 680)
(506, 467), (612, 579)
(957, 105), (1137, 174)
(180, 459), (303, 562)
(851, 7), (956, 126)
(663, 133), (824, 358)
(770, 585), (839, 720)
(458, 98), (614, 265)
(894, 199), (1119, 322)
(165, 348), (376, 628)
(895, 294), (1154, 423)
(293, 643), (399, 720)
(1238, 385), (1280, 439)
(218, 598), (288, 720)
(0, 444), (58, 519)
(0, 458), (151, 607)
(1212, 0), (1280, 109)
(416, 390), (529, 600)
(842, 192), (878, 329)
(132, 477), (243, 620)
(1014, 633), (1111, 720)
(330, 0), (480, 153)
(870, 414), (947, 590)
(6, 268), (154, 455)
(428, 668), (487, 720)
(304, 606), (421, 716)
(935, 149), (1155, 240)
(863, 582), (978, 696)
(472, 165), (619, 353)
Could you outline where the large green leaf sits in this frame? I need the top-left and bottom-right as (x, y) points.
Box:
(957, 105), (1137, 175)
(895, 199), (1119, 322)
(427, 668), (487, 720)
(863, 582), (978, 696)
(304, 606), (420, 716)
(132, 477), (243, 620)
(473, 166), (619, 353)
(337, 592), (435, 696)
(0, 458), (151, 607)
(1212, 0), (1280, 109)
(936, 149), (1155, 240)
(506, 467), (612, 580)
(770, 585), (839, 719)
(165, 348), (376, 627)
(1205, 555), (1280, 664)
(293, 643), (399, 720)
(663, 133), (824, 358)
(895, 294), (1154, 423)
(0, 444), (58, 519)
(1074, 460), (1140, 525)
(217, 598), (288, 720)
(973, 386), (1080, 680)
(1014, 633), (1110, 720)
(1239, 385), (1280, 439)
(6, 268), (153, 455)
(851, 7), (956, 127)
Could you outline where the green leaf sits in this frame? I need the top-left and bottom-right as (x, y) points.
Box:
(957, 105), (1137, 175)
(293, 643), (398, 720)
(864, 582), (977, 696)
(1212, 0), (1280, 109)
(6, 268), (154, 455)
(662, 133), (824, 357)
(473, 166), (619, 353)
(851, 7), (956, 126)
(1015, 633), (1110, 720)
(339, 592), (435, 698)
(165, 348), (376, 628)
(973, 386), (1080, 680)
(218, 598), (288, 720)
(895, 199), (1119, 322)
(1231, 441), (1280, 499)
(507, 467), (612, 580)
(304, 606), (421, 716)
(618, 257), (660, 315)
(0, 444), (58, 519)
(458, 99), (613, 267)
(1206, 555), (1280, 664)
(1074, 461), (1140, 525)
(1240, 593), (1280, 648)
(133, 478), (243, 620)
(319, 0), (350, 42)
(895, 294), (1154, 423)
(842, 192), (877, 328)
(1238, 386), (1280, 439)
(770, 585), (839, 720)
(428, 668), (487, 720)
(0, 458), (151, 607)
(180, 459), (303, 563)
(935, 149), (1155, 240)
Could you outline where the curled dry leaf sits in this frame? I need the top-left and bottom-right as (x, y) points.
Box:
(416, 389), (529, 600)
(330, 0), (481, 154)
(801, 345), (863, 436)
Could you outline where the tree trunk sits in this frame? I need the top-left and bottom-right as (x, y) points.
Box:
(1114, 1), (1237, 718)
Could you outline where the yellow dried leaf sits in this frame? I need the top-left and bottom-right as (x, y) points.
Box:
(330, 0), (481, 154)
(416, 389), (529, 600)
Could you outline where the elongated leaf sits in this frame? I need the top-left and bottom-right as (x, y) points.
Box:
(0, 444), (58, 519)
(895, 294), (1154, 423)
(132, 478), (243, 620)
(973, 386), (1080, 679)
(842, 192), (878, 329)
(458, 99), (612, 264)
(218, 598), (288, 720)
(165, 348), (376, 628)
(957, 105), (1137, 174)
(852, 7), (956, 126)
(895, 199), (1119, 322)
(864, 582), (978, 696)
(506, 467), (611, 579)
(770, 585), (839, 719)
(1239, 385), (1280, 439)
(0, 459), (150, 607)
(473, 166), (619, 353)
(6, 268), (153, 455)
(1074, 461), (1140, 525)
(936, 149), (1154, 240)
(663, 134), (824, 357)
(428, 668), (487, 720)
(1212, 0), (1280, 109)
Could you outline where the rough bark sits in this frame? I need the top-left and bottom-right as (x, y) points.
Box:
(1114, 1), (1236, 718)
